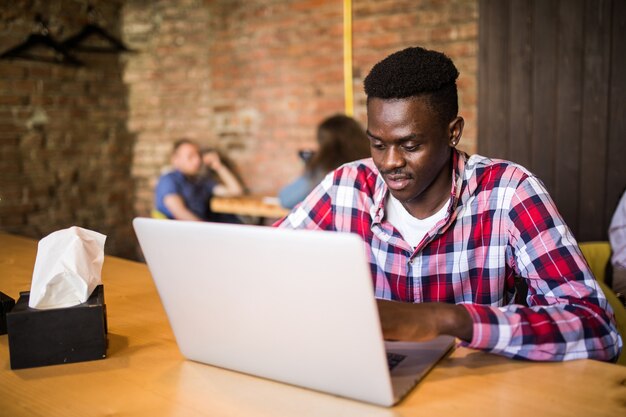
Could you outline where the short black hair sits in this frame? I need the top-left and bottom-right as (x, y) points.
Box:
(364, 46), (459, 124)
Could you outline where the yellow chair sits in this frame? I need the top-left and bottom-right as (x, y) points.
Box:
(579, 241), (626, 365)
(151, 209), (168, 219)
(578, 241), (612, 283)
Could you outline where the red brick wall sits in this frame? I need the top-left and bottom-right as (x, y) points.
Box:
(208, 0), (346, 194)
(124, 0), (478, 212)
(0, 0), (136, 258)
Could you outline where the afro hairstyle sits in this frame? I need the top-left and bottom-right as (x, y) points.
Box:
(364, 46), (460, 125)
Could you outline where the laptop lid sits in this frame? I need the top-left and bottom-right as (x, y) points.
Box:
(133, 218), (395, 406)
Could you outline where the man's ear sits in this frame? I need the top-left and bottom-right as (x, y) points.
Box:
(448, 117), (464, 148)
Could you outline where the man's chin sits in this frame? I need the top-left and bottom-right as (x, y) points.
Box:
(387, 188), (410, 202)
(387, 185), (427, 207)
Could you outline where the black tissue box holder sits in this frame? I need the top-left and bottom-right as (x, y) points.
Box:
(1, 291), (16, 335)
(6, 284), (107, 369)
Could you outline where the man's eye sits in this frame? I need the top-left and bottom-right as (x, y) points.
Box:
(402, 144), (419, 152)
(370, 143), (385, 150)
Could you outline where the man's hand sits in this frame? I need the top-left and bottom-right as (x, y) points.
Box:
(376, 299), (473, 342)
(203, 151), (244, 197)
(202, 151), (223, 170)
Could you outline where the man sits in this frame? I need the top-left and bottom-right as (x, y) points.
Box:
(276, 47), (622, 361)
(155, 139), (243, 221)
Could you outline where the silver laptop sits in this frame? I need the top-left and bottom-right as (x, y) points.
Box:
(133, 217), (455, 407)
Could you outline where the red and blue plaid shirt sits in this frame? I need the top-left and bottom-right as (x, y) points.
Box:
(275, 150), (622, 361)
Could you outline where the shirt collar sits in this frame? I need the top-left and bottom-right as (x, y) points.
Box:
(442, 149), (467, 234)
(370, 148), (467, 230)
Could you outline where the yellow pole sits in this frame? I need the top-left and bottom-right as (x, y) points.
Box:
(343, 0), (354, 116)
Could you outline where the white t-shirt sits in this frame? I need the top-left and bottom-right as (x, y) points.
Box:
(385, 194), (450, 249)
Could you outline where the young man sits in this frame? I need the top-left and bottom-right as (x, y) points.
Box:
(276, 47), (622, 362)
(155, 139), (243, 221)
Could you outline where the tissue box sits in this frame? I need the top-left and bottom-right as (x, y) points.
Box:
(6, 285), (107, 369)
(0, 291), (15, 335)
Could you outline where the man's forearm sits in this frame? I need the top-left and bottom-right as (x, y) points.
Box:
(170, 207), (203, 221)
(213, 165), (244, 197)
(377, 299), (473, 342)
(163, 195), (203, 221)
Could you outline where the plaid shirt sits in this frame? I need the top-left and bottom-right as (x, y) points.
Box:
(276, 150), (622, 361)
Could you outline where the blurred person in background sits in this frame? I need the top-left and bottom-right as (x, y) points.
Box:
(155, 139), (244, 222)
(609, 188), (626, 299)
(278, 115), (370, 209)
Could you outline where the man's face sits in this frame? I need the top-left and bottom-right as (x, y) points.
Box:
(172, 143), (202, 176)
(366, 97), (460, 217)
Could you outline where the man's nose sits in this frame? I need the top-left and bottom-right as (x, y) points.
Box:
(381, 146), (405, 172)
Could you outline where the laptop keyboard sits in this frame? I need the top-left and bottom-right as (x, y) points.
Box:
(386, 352), (407, 370)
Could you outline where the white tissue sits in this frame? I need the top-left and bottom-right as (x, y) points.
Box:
(28, 226), (107, 309)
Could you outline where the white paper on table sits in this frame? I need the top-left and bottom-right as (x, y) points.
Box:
(28, 226), (107, 309)
(262, 196), (282, 206)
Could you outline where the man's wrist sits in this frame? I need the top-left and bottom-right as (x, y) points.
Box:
(437, 303), (473, 342)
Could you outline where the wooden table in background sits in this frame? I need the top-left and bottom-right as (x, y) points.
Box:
(1, 233), (625, 417)
(211, 195), (290, 221)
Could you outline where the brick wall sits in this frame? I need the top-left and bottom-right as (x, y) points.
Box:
(124, 0), (478, 212)
(0, 0), (136, 258)
(207, 0), (346, 194)
(1, 0), (478, 259)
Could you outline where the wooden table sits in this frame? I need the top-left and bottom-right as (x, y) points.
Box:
(211, 195), (289, 220)
(1, 233), (625, 417)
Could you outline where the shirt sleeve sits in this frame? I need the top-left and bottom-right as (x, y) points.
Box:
(275, 172), (337, 231)
(462, 175), (622, 362)
(155, 173), (179, 218)
(203, 176), (217, 196)
(278, 174), (315, 209)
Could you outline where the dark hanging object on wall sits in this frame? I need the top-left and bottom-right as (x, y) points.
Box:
(61, 23), (133, 53)
(0, 14), (84, 67)
(61, 6), (134, 53)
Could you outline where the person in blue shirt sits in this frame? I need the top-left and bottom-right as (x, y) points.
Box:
(278, 114), (371, 209)
(155, 139), (244, 221)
